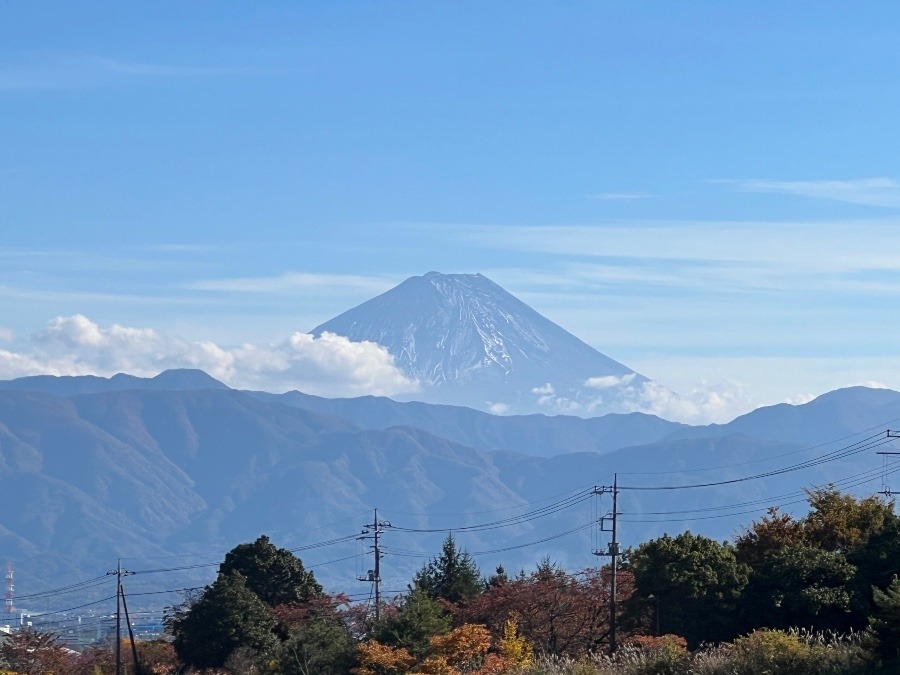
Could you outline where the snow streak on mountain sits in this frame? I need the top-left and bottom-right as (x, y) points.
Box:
(312, 272), (650, 415)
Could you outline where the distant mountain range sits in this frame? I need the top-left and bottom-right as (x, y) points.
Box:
(1, 369), (897, 613)
(312, 272), (651, 416)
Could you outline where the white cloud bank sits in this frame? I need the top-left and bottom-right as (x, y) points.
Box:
(527, 374), (752, 424)
(2, 314), (418, 398)
(618, 379), (751, 424)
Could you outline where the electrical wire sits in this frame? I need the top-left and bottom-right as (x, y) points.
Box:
(13, 575), (112, 602)
(387, 490), (593, 534)
(618, 416), (900, 476)
(618, 431), (894, 490)
(130, 533), (360, 575)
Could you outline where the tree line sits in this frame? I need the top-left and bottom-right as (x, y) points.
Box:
(2, 486), (900, 674)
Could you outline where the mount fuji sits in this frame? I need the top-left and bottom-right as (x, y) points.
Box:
(312, 272), (654, 416)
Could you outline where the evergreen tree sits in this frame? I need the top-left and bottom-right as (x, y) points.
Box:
(413, 534), (482, 605)
(871, 575), (900, 662)
(220, 534), (323, 607)
(373, 587), (451, 659)
(486, 564), (509, 588)
(171, 570), (278, 669)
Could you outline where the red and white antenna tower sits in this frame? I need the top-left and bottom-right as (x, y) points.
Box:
(5, 562), (14, 613)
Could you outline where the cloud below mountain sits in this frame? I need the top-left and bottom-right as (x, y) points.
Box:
(2, 314), (418, 398)
(524, 375), (749, 423)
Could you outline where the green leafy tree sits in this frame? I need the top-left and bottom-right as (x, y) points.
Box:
(630, 531), (750, 646)
(461, 562), (619, 657)
(848, 508), (900, 608)
(220, 534), (323, 607)
(742, 545), (856, 632)
(171, 570), (278, 669)
(373, 587), (451, 659)
(413, 534), (482, 605)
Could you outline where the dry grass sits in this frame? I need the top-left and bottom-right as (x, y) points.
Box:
(515, 629), (872, 675)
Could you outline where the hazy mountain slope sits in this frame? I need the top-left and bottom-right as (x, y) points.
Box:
(255, 389), (686, 458)
(312, 272), (650, 415)
(0, 388), (362, 592)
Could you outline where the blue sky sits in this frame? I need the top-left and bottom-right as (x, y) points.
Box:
(2, 2), (900, 421)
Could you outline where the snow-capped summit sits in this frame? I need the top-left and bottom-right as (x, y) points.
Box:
(312, 272), (649, 415)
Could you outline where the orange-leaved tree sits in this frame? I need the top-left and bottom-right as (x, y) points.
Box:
(355, 623), (495, 675)
(352, 640), (417, 675)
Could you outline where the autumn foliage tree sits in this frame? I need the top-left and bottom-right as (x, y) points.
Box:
(0, 629), (73, 675)
(734, 506), (806, 567)
(497, 615), (533, 669)
(460, 562), (627, 657)
(354, 624), (494, 675)
(352, 640), (417, 675)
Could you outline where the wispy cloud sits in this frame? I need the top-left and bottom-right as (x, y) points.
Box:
(721, 177), (900, 208)
(588, 192), (652, 201)
(95, 58), (248, 78)
(0, 53), (246, 92)
(470, 219), (900, 281)
(188, 272), (396, 295)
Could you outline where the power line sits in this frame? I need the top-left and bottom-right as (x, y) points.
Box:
(621, 464), (897, 520)
(388, 490), (593, 534)
(618, 417), (900, 476)
(14, 575), (111, 602)
(130, 533), (360, 576)
(618, 431), (894, 491)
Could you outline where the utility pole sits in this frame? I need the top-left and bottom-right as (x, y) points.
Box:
(359, 509), (390, 621)
(120, 584), (140, 675)
(107, 559), (134, 675)
(876, 430), (900, 497)
(593, 475), (620, 654)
